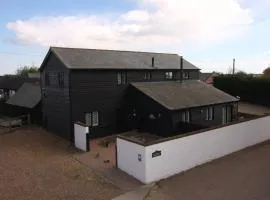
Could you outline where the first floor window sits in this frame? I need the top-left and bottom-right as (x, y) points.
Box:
(117, 72), (126, 85)
(182, 110), (190, 123)
(206, 107), (214, 120)
(85, 111), (99, 127)
(45, 72), (50, 86)
(165, 72), (173, 80)
(58, 72), (64, 88)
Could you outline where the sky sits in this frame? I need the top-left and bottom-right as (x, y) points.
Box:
(1, 0), (270, 74)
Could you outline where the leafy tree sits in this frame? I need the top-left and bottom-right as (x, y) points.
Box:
(263, 67), (270, 77)
(16, 66), (39, 77)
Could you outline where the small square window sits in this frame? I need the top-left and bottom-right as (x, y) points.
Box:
(165, 72), (173, 80)
(144, 72), (151, 80)
(183, 72), (189, 79)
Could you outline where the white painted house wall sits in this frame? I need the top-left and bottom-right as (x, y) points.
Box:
(74, 123), (89, 152)
(117, 116), (270, 184)
(117, 138), (146, 182)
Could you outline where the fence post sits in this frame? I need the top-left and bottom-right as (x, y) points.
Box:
(8, 120), (11, 132)
(27, 114), (31, 126)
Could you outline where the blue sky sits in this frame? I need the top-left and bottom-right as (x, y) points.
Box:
(1, 0), (270, 74)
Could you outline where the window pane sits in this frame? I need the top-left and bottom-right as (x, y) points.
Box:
(186, 111), (190, 123)
(165, 72), (173, 79)
(85, 113), (92, 126)
(209, 107), (213, 120)
(117, 73), (121, 85)
(183, 72), (189, 79)
(205, 108), (209, 120)
(182, 112), (186, 122)
(122, 73), (126, 84)
(92, 111), (99, 126)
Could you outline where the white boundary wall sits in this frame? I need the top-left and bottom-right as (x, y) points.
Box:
(117, 139), (146, 181)
(117, 116), (270, 184)
(74, 123), (89, 152)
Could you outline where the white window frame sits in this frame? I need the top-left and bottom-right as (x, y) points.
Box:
(165, 72), (173, 80)
(117, 72), (126, 85)
(182, 110), (190, 123)
(183, 72), (189, 79)
(85, 111), (99, 127)
(206, 107), (214, 121)
(144, 72), (151, 80)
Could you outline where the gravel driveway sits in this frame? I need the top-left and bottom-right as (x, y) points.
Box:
(0, 127), (122, 200)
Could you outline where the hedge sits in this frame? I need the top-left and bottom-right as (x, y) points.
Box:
(213, 74), (270, 106)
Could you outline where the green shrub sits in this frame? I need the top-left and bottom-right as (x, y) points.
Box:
(213, 74), (270, 106)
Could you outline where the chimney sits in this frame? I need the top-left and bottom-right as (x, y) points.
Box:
(180, 56), (183, 83)
(152, 57), (155, 68)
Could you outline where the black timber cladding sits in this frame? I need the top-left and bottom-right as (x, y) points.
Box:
(0, 75), (40, 90)
(40, 47), (201, 141)
(40, 51), (72, 141)
(127, 83), (238, 137)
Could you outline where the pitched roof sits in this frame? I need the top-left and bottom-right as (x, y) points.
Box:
(48, 47), (199, 70)
(131, 80), (239, 110)
(7, 83), (41, 108)
(200, 72), (219, 81)
(200, 73), (212, 81)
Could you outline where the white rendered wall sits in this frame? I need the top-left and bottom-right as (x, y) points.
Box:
(117, 138), (146, 182)
(117, 116), (270, 184)
(74, 123), (89, 152)
(145, 116), (270, 183)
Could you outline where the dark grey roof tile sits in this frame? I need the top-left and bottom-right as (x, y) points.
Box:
(50, 47), (199, 70)
(7, 83), (41, 108)
(131, 80), (239, 110)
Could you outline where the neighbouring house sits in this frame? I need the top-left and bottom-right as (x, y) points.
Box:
(5, 83), (42, 125)
(0, 75), (40, 102)
(40, 47), (238, 141)
(200, 72), (219, 84)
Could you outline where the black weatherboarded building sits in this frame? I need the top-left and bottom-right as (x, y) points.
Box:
(128, 80), (238, 137)
(40, 47), (238, 141)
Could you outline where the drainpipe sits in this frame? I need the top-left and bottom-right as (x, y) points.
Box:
(180, 56), (183, 83)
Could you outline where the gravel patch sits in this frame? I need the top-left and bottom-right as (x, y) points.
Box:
(0, 127), (122, 200)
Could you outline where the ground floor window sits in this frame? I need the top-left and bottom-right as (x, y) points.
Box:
(183, 72), (189, 79)
(85, 111), (99, 127)
(205, 107), (214, 120)
(182, 110), (190, 123)
(165, 72), (173, 80)
(222, 106), (232, 125)
(9, 90), (16, 98)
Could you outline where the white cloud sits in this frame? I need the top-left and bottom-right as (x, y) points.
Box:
(7, 0), (253, 50)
